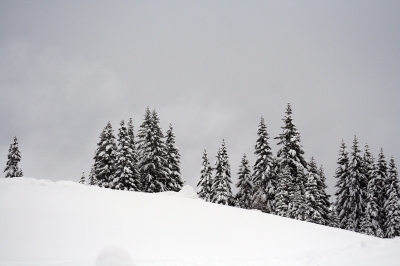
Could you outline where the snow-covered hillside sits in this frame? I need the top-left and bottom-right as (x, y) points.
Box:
(0, 178), (399, 266)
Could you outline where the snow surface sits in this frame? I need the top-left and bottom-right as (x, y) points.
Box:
(0, 177), (399, 266)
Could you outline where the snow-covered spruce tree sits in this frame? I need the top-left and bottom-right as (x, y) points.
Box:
(4, 136), (23, 178)
(334, 140), (351, 230)
(93, 122), (118, 188)
(165, 124), (185, 191)
(375, 149), (388, 227)
(275, 103), (308, 220)
(235, 154), (253, 209)
(210, 140), (233, 205)
(304, 158), (325, 225)
(340, 136), (366, 232)
(251, 117), (275, 213)
(88, 165), (97, 186)
(197, 149), (213, 201)
(383, 156), (400, 238)
(112, 120), (141, 191)
(137, 108), (169, 192)
(275, 166), (292, 217)
(127, 118), (141, 191)
(317, 166), (333, 226)
(360, 144), (384, 237)
(79, 172), (85, 184)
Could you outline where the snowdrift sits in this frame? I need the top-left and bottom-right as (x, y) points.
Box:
(0, 177), (399, 266)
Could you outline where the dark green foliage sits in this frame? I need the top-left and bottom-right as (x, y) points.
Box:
(210, 140), (232, 205)
(93, 122), (117, 188)
(235, 154), (253, 209)
(251, 117), (275, 213)
(166, 124), (185, 191)
(197, 149), (213, 201)
(4, 136), (23, 178)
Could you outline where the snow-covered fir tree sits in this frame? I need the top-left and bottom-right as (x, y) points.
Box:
(340, 136), (366, 232)
(304, 158), (324, 225)
(165, 124), (185, 191)
(210, 140), (233, 205)
(197, 149), (213, 201)
(88, 165), (97, 186)
(93, 122), (118, 188)
(79, 172), (85, 184)
(383, 156), (400, 238)
(317, 166), (333, 226)
(127, 118), (141, 190)
(137, 108), (169, 192)
(112, 120), (141, 191)
(275, 103), (308, 220)
(375, 149), (388, 228)
(251, 117), (275, 213)
(360, 145), (383, 237)
(4, 136), (23, 178)
(334, 140), (351, 230)
(275, 166), (292, 217)
(235, 154), (253, 209)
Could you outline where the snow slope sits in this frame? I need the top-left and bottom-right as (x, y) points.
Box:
(0, 177), (399, 266)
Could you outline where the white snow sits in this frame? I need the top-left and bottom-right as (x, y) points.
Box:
(1, 177), (400, 266)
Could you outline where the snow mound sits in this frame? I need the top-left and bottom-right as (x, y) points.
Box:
(96, 246), (135, 266)
(159, 185), (198, 199)
(1, 177), (400, 266)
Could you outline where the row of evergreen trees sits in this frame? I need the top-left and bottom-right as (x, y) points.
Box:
(83, 107), (185, 192)
(197, 103), (400, 238)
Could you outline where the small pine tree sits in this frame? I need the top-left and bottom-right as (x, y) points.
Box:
(79, 172), (85, 184)
(235, 154), (253, 209)
(197, 149), (213, 201)
(88, 165), (97, 186)
(251, 117), (275, 213)
(210, 140), (233, 205)
(93, 122), (118, 188)
(383, 157), (400, 238)
(317, 166), (333, 226)
(4, 136), (23, 178)
(165, 124), (185, 191)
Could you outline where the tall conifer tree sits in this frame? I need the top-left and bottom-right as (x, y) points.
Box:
(93, 122), (117, 188)
(235, 154), (253, 209)
(127, 118), (141, 190)
(275, 103), (307, 220)
(197, 149), (213, 201)
(4, 136), (23, 178)
(383, 157), (400, 238)
(376, 149), (388, 227)
(211, 140), (233, 205)
(137, 108), (169, 192)
(334, 140), (351, 229)
(251, 117), (275, 213)
(166, 124), (185, 191)
(342, 136), (366, 232)
(113, 120), (141, 191)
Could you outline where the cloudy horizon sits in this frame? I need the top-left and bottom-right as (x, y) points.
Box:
(1, 1), (399, 197)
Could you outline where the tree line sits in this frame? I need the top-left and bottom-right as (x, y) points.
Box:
(197, 103), (400, 239)
(3, 103), (399, 238)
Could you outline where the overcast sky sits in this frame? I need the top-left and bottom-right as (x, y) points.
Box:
(1, 1), (399, 197)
